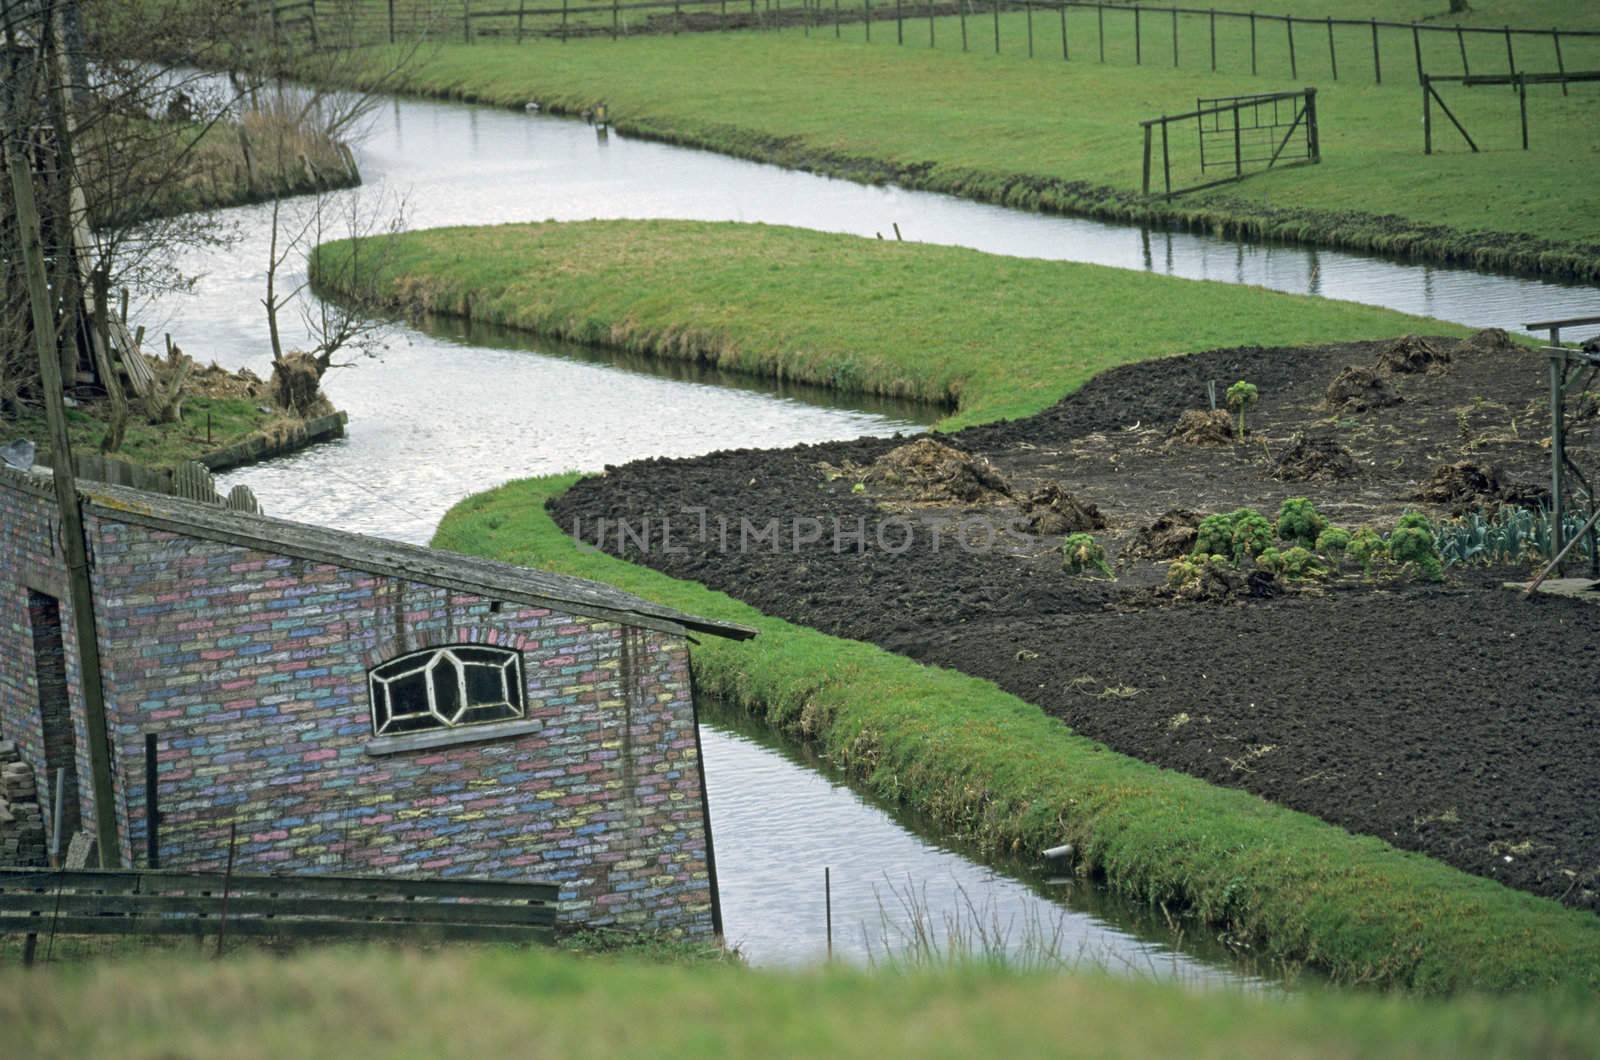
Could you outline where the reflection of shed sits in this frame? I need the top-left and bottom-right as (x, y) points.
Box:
(0, 465), (751, 937)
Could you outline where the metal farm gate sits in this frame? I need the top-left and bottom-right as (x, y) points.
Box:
(1142, 87), (1320, 198)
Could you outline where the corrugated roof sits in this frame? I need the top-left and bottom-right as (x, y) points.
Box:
(2, 466), (754, 641)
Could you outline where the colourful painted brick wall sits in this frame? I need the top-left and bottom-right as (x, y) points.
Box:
(0, 471), (715, 936)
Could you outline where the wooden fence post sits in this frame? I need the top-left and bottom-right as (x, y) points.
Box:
(1422, 74), (1432, 154)
(1209, 8), (1215, 71)
(1286, 15), (1296, 79)
(1517, 72), (1528, 150)
(1171, 7), (1177, 67)
(993, 0), (1000, 53)
(1160, 117), (1171, 196)
(836, 0), (841, 37)
(1305, 86), (1319, 161)
(927, 0), (934, 47)
(1096, 1), (1103, 61)
(1059, 1), (1066, 60)
(1412, 23), (1423, 83)
(1553, 29), (1567, 95)
(1326, 17), (1336, 80)
(561, 0), (568, 41)
(613, 0), (619, 38)
(1504, 25), (1516, 83)
(960, 0), (968, 51)
(897, 0), (903, 44)
(1249, 11), (1256, 74)
(1371, 18), (1381, 83)
(387, 0), (395, 43)
(865, 0), (872, 41)
(1025, 0), (1032, 57)
(1141, 121), (1152, 195)
(1133, 3), (1140, 64)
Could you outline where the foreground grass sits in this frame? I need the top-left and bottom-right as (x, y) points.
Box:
(327, 21), (1600, 278)
(432, 473), (1600, 993)
(314, 219), (1474, 428)
(6, 947), (1600, 1058)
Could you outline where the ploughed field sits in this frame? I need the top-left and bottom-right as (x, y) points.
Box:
(551, 332), (1600, 911)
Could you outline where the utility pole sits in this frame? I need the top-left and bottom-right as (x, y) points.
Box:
(2, 1), (123, 867)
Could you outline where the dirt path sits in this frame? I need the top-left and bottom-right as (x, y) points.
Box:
(552, 333), (1600, 910)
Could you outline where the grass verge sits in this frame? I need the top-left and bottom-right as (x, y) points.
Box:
(432, 472), (1600, 993)
(323, 24), (1600, 280)
(313, 218), (1475, 428)
(4, 396), (284, 470)
(6, 945), (1600, 1058)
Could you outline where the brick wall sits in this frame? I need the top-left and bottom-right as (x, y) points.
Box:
(0, 471), (716, 936)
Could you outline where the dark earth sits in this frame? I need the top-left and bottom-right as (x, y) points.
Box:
(551, 333), (1600, 911)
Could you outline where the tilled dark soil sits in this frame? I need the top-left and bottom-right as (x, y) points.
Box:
(552, 333), (1600, 910)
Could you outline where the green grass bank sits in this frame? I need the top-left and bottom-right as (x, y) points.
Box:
(435, 473), (1600, 994)
(7, 947), (1600, 1058)
(313, 218), (1475, 429)
(322, 19), (1600, 280)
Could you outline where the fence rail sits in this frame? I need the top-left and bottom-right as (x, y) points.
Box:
(0, 866), (558, 960)
(269, 0), (1600, 89)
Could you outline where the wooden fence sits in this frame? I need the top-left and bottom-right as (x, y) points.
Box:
(1141, 87), (1316, 198)
(271, 0), (1600, 90)
(1422, 70), (1600, 154)
(0, 866), (557, 961)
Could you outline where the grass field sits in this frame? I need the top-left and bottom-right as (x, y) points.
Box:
(313, 218), (1476, 428)
(305, 0), (1600, 278)
(4, 396), (283, 470)
(6, 946), (1600, 1058)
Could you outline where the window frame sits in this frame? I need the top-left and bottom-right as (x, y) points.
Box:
(367, 644), (529, 747)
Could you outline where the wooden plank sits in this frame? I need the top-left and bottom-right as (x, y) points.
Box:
(0, 867), (558, 902)
(0, 914), (554, 943)
(0, 892), (557, 926)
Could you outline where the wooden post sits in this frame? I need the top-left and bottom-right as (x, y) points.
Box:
(145, 734), (160, 869)
(1209, 8), (1215, 71)
(1025, 0), (1032, 56)
(516, 0), (525, 42)
(1422, 75), (1432, 154)
(1058, 1), (1066, 59)
(993, 0), (1000, 53)
(1326, 17), (1336, 80)
(1305, 86), (1319, 161)
(1170, 6), (1177, 67)
(865, 0), (872, 41)
(1141, 121), (1152, 195)
(1504, 25), (1515, 80)
(824, 867), (833, 960)
(388, 0), (395, 43)
(1286, 15), (1296, 79)
(1412, 23), (1423, 83)
(1160, 117), (1171, 196)
(1233, 104), (1242, 175)
(897, 0), (902, 44)
(463, 0), (471, 43)
(927, 0), (933, 47)
(1553, 29), (1567, 95)
(612, 0), (619, 38)
(1096, 1), (1102, 61)
(1133, 3), (1139, 64)
(1371, 17), (1381, 83)
(1456, 24), (1468, 75)
(1551, 354), (1566, 572)
(1517, 72), (1528, 150)
(1249, 11), (1256, 74)
(960, 0), (968, 51)
(835, 0), (841, 37)
(561, 0), (568, 42)
(3, 115), (122, 869)
(674, 0), (681, 35)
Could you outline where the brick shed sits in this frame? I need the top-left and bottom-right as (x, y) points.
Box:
(0, 465), (752, 938)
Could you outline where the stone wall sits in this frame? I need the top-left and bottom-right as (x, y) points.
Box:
(0, 470), (716, 936)
(0, 742), (47, 867)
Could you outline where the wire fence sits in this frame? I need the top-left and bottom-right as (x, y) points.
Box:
(273, 0), (1600, 89)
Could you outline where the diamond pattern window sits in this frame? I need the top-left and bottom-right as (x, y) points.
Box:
(369, 646), (525, 737)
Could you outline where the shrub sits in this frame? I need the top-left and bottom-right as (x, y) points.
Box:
(1256, 545), (1325, 580)
(1062, 533), (1113, 576)
(1348, 528), (1387, 571)
(1229, 509), (1274, 563)
(1315, 526), (1352, 566)
(1226, 380), (1259, 441)
(1192, 513), (1236, 558)
(1387, 525), (1444, 582)
(1276, 497), (1327, 548)
(1395, 510), (1434, 535)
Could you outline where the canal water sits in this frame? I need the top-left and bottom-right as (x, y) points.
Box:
(133, 88), (1592, 972)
